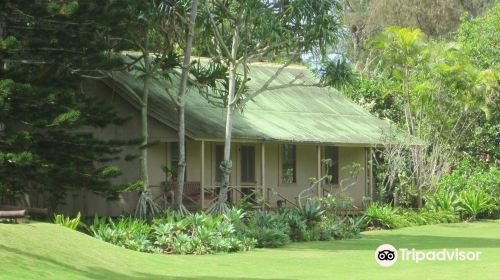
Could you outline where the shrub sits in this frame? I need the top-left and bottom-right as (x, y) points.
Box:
(299, 199), (325, 227)
(458, 189), (495, 221)
(439, 160), (499, 196)
(281, 209), (308, 241)
(434, 159), (499, 220)
(89, 216), (154, 253)
(152, 211), (256, 254)
(322, 215), (367, 239)
(248, 227), (290, 248)
(54, 212), (81, 230)
(419, 209), (459, 224)
(365, 203), (397, 228)
(89, 211), (256, 255)
(425, 190), (460, 213)
(399, 209), (458, 226)
(319, 194), (337, 215)
(245, 210), (290, 248)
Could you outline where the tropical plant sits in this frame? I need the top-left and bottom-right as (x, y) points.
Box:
(89, 216), (154, 253)
(299, 200), (325, 227)
(365, 202), (397, 228)
(159, 211), (256, 254)
(330, 215), (367, 239)
(281, 209), (308, 242)
(245, 210), (290, 248)
(399, 208), (458, 226)
(458, 190), (495, 221)
(54, 212), (81, 230)
(425, 190), (460, 213)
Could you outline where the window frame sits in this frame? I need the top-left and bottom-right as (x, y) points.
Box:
(239, 145), (256, 184)
(281, 144), (297, 184)
(214, 144), (224, 184)
(324, 146), (339, 185)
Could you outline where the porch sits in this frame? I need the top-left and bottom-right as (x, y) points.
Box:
(155, 140), (376, 211)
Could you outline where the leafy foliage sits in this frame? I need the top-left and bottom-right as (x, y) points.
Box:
(89, 216), (155, 253)
(245, 210), (290, 248)
(457, 190), (495, 221)
(298, 200), (325, 227)
(88, 211), (256, 255)
(365, 202), (397, 228)
(439, 160), (500, 195)
(54, 212), (81, 230)
(340, 16), (499, 206)
(0, 79), (134, 208)
(0, 1), (140, 209)
(425, 190), (460, 213)
(366, 202), (459, 229)
(456, 3), (500, 69)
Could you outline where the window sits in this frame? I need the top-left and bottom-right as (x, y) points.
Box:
(215, 144), (224, 183)
(240, 146), (255, 183)
(325, 146), (339, 185)
(282, 144), (296, 183)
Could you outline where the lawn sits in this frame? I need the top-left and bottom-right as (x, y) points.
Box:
(0, 220), (498, 280)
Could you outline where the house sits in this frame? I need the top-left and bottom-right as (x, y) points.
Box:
(60, 61), (392, 216)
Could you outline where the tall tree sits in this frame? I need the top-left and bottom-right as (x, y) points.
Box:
(173, 0), (199, 214)
(200, 0), (343, 213)
(0, 1), (134, 210)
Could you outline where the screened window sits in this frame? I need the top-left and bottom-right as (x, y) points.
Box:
(240, 146), (256, 183)
(325, 146), (339, 185)
(282, 144), (296, 183)
(215, 145), (224, 183)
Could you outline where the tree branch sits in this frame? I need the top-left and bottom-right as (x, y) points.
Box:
(240, 53), (303, 107)
(206, 3), (233, 59)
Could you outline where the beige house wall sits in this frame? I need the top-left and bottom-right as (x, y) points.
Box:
(58, 80), (175, 216)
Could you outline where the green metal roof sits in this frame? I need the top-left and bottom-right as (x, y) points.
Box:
(107, 62), (392, 145)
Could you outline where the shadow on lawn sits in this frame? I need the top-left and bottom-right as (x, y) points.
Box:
(0, 245), (292, 280)
(283, 233), (500, 252)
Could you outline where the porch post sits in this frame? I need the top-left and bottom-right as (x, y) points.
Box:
(369, 147), (374, 200)
(201, 140), (205, 210)
(261, 142), (266, 209)
(317, 145), (322, 198)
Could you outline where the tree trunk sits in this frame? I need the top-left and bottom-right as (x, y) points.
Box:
(141, 54), (151, 191)
(0, 3), (6, 74)
(135, 46), (159, 219)
(174, 0), (198, 214)
(403, 67), (414, 136)
(209, 27), (239, 214)
(222, 30), (239, 198)
(403, 66), (422, 208)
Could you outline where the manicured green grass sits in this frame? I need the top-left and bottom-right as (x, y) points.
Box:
(0, 220), (499, 280)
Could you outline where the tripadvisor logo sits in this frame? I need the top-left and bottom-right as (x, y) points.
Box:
(375, 244), (482, 267)
(375, 244), (397, 267)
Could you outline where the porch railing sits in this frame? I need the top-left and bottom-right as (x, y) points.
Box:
(154, 182), (322, 210)
(203, 186), (272, 210)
